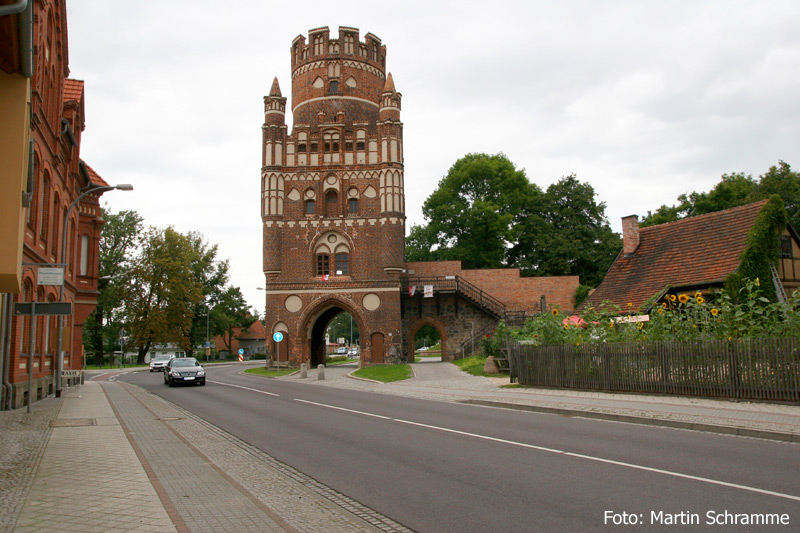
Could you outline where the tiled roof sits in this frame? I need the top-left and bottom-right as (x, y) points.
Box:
(583, 200), (769, 312)
(63, 79), (84, 103)
(82, 161), (110, 187)
(236, 320), (267, 340)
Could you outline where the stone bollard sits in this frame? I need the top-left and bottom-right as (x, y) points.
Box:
(300, 363), (307, 379)
(317, 364), (325, 381)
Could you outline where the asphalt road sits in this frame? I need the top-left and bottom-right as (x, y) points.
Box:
(122, 364), (800, 532)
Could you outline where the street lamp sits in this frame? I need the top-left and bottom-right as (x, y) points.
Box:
(56, 183), (133, 397)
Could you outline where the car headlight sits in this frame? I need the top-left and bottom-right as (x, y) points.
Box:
(197, 370), (205, 376)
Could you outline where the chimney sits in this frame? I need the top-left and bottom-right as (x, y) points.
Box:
(622, 215), (640, 256)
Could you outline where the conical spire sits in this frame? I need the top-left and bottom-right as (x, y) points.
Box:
(383, 72), (395, 93)
(269, 77), (282, 97)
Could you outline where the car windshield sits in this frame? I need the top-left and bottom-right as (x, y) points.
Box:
(172, 358), (200, 367)
(154, 356), (171, 361)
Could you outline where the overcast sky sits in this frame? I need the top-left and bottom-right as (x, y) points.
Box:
(65, 0), (800, 312)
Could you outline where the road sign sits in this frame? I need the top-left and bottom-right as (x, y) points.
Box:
(273, 332), (284, 342)
(13, 302), (72, 316)
(38, 267), (64, 286)
(238, 348), (244, 355)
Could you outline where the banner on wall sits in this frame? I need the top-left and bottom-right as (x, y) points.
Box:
(424, 285), (434, 298)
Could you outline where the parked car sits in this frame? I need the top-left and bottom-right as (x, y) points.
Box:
(347, 347), (359, 357)
(336, 347), (348, 354)
(149, 354), (173, 372)
(163, 357), (206, 386)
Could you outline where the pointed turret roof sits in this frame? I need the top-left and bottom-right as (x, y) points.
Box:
(269, 77), (282, 97)
(383, 72), (395, 93)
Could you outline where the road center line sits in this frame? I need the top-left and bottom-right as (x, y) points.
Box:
(295, 398), (800, 503)
(294, 399), (392, 419)
(208, 381), (280, 397)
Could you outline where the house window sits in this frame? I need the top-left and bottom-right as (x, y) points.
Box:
(330, 80), (339, 93)
(297, 143), (307, 153)
(316, 254), (330, 276)
(348, 198), (358, 214)
(305, 199), (315, 214)
(357, 141), (365, 151)
(336, 253), (349, 275)
(310, 143), (318, 152)
(80, 234), (89, 276)
(781, 236), (794, 259)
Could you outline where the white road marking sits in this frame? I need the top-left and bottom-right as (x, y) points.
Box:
(208, 381), (280, 397)
(296, 398), (800, 503)
(294, 399), (392, 419)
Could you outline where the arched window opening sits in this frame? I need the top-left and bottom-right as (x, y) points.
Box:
(348, 198), (358, 214)
(335, 253), (349, 275)
(305, 199), (315, 214)
(316, 254), (330, 276)
(325, 191), (338, 217)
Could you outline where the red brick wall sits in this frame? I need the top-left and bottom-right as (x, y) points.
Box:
(405, 261), (579, 312)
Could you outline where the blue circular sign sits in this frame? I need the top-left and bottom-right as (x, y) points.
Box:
(273, 332), (284, 342)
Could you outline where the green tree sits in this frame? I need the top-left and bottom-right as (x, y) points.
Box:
(508, 175), (621, 287)
(123, 227), (204, 363)
(213, 287), (257, 354)
(640, 161), (798, 228)
(405, 153), (541, 268)
(184, 231), (231, 356)
(83, 207), (143, 365)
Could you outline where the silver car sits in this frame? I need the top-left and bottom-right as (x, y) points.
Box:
(149, 355), (173, 372)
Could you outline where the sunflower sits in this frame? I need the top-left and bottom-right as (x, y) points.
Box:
(678, 294), (690, 304)
(694, 291), (702, 298)
(658, 308), (664, 314)
(551, 309), (559, 316)
(669, 294), (677, 302)
(696, 296), (705, 304)
(563, 324), (569, 330)
(661, 302), (668, 308)
(711, 308), (719, 316)
(627, 302), (633, 307)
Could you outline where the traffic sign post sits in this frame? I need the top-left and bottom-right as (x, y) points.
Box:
(273, 332), (284, 367)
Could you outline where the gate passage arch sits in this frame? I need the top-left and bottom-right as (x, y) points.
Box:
(407, 317), (447, 362)
(299, 296), (368, 367)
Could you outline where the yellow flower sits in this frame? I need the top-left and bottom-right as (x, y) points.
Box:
(669, 294), (677, 302)
(563, 324), (569, 330)
(696, 296), (705, 304)
(627, 302), (633, 307)
(608, 321), (615, 328)
(756, 277), (760, 286)
(678, 294), (690, 304)
(711, 308), (719, 316)
(533, 334), (539, 338)
(661, 302), (668, 308)
(658, 309), (664, 314)
(552, 309), (559, 316)
(695, 291), (702, 298)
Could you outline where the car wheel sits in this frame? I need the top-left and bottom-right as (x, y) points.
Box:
(199, 379), (205, 386)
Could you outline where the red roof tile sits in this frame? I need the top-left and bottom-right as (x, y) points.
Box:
(63, 79), (84, 104)
(81, 161), (110, 187)
(583, 200), (769, 311)
(238, 321), (267, 340)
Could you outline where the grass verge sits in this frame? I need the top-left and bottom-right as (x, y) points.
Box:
(244, 367), (296, 377)
(352, 364), (413, 383)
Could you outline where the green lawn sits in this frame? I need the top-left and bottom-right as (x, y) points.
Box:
(352, 364), (413, 383)
(244, 367), (296, 378)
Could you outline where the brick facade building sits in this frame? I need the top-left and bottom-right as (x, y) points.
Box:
(262, 27), (578, 366)
(0, 0), (110, 409)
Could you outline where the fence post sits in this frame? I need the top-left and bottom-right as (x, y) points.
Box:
(728, 340), (741, 399)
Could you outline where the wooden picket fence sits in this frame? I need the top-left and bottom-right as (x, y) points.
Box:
(506, 338), (800, 401)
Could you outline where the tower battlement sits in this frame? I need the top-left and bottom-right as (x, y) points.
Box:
(291, 26), (386, 73)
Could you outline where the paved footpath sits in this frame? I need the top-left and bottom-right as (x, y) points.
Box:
(2, 360), (799, 532)
(1, 376), (408, 533)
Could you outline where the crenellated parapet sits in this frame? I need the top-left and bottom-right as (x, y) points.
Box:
(291, 26), (386, 72)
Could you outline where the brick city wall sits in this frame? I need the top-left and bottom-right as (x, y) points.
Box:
(405, 261), (580, 312)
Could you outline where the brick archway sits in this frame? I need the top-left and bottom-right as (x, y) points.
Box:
(298, 296), (368, 367)
(407, 317), (448, 362)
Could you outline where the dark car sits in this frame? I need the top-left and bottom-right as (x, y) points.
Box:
(163, 357), (206, 386)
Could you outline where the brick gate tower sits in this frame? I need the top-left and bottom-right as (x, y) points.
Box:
(262, 27), (405, 366)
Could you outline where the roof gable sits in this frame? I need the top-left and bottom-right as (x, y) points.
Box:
(584, 200), (769, 311)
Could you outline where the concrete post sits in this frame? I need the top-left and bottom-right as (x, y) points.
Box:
(300, 363), (307, 379)
(317, 364), (325, 381)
